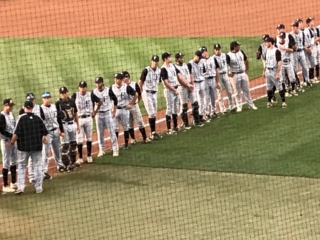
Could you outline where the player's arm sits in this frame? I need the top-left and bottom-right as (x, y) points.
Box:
(39, 106), (45, 120)
(91, 91), (102, 117)
(135, 83), (142, 101)
(275, 49), (282, 79)
(7, 120), (21, 147)
(187, 63), (194, 85)
(108, 88), (118, 118)
(126, 85), (138, 108)
(138, 68), (148, 92)
(256, 45), (262, 59)
(175, 66), (191, 89)
(161, 68), (177, 93)
(0, 114), (13, 139)
(73, 103), (80, 133)
(214, 58), (220, 88)
(199, 60), (206, 77)
(241, 50), (249, 73)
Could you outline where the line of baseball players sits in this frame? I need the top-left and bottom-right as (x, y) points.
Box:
(256, 17), (320, 108)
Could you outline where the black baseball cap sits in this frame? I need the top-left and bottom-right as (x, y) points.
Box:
(262, 34), (270, 40)
(296, 18), (303, 23)
(162, 52), (171, 60)
(122, 70), (130, 78)
(264, 36), (274, 43)
(291, 21), (299, 27)
(41, 91), (51, 98)
(3, 98), (14, 106)
(199, 46), (208, 53)
(279, 32), (286, 39)
(230, 41), (241, 50)
(151, 55), (159, 62)
(276, 24), (285, 30)
(24, 100), (34, 109)
(59, 86), (68, 94)
(306, 17), (314, 24)
(175, 52), (184, 59)
(79, 81), (87, 88)
(213, 43), (221, 50)
(95, 76), (104, 83)
(195, 50), (202, 58)
(26, 92), (35, 100)
(114, 72), (124, 80)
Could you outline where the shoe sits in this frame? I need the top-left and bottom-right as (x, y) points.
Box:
(75, 159), (82, 167)
(130, 139), (137, 145)
(291, 90), (298, 96)
(44, 173), (52, 180)
(282, 102), (287, 108)
(267, 102), (273, 108)
(2, 186), (15, 193)
(166, 129), (177, 135)
(184, 124), (192, 130)
(285, 92), (292, 97)
(14, 189), (24, 195)
(113, 151), (119, 157)
(203, 116), (211, 122)
(36, 189), (43, 194)
(236, 107), (242, 112)
(249, 105), (258, 110)
(307, 81), (312, 88)
(174, 126), (186, 132)
(123, 144), (130, 150)
(150, 132), (160, 140)
(144, 137), (152, 143)
(271, 97), (277, 104)
(194, 121), (204, 127)
(87, 156), (93, 163)
(230, 108), (237, 114)
(77, 158), (84, 164)
(97, 151), (105, 157)
(58, 166), (66, 173)
(302, 82), (307, 86)
(67, 164), (76, 171)
(10, 183), (18, 189)
(211, 112), (220, 118)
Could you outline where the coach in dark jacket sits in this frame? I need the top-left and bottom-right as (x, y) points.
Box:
(7, 100), (48, 194)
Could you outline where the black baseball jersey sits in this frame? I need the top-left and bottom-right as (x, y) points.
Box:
(55, 97), (78, 122)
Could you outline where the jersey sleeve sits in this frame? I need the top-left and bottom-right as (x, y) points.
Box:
(275, 50), (282, 62)
(108, 88), (118, 106)
(71, 93), (76, 102)
(73, 101), (78, 114)
(19, 108), (25, 115)
(174, 65), (180, 74)
(187, 63), (192, 74)
(160, 68), (169, 81)
(140, 68), (148, 82)
(126, 85), (136, 96)
(91, 91), (100, 103)
(226, 54), (231, 64)
(240, 50), (248, 61)
(288, 34), (296, 46)
(13, 117), (23, 137)
(135, 83), (141, 96)
(214, 58), (219, 69)
(257, 45), (263, 59)
(39, 106), (45, 120)
(0, 114), (12, 139)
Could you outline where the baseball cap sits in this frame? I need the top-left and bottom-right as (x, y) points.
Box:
(151, 55), (159, 62)
(296, 18), (303, 23)
(306, 17), (314, 24)
(195, 50), (202, 58)
(3, 98), (14, 106)
(175, 52), (184, 59)
(230, 41), (241, 50)
(41, 91), (51, 98)
(114, 72), (124, 80)
(262, 34), (270, 40)
(199, 46), (208, 53)
(279, 32), (286, 39)
(26, 92), (35, 100)
(276, 24), (285, 30)
(161, 52), (171, 60)
(59, 86), (68, 94)
(213, 43), (221, 50)
(264, 36), (274, 43)
(95, 76), (104, 84)
(24, 100), (34, 109)
(79, 81), (87, 88)
(122, 70), (130, 78)
(291, 21), (299, 27)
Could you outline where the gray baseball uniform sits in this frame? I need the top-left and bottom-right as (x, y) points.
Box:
(265, 47), (283, 91)
(204, 55), (219, 116)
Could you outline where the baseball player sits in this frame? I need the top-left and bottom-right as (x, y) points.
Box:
(122, 71), (152, 144)
(56, 86), (80, 171)
(93, 76), (119, 157)
(0, 99), (17, 193)
(213, 44), (237, 114)
(227, 41), (258, 112)
(263, 36), (287, 108)
(306, 17), (320, 83)
(199, 46), (220, 118)
(277, 32), (299, 97)
(139, 55), (162, 140)
(290, 20), (312, 87)
(174, 52), (198, 128)
(110, 72), (138, 149)
(41, 91), (66, 179)
(188, 50), (206, 125)
(161, 52), (194, 134)
(71, 81), (97, 163)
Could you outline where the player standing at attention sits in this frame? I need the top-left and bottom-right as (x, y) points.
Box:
(71, 81), (99, 163)
(93, 77), (119, 157)
(0, 99), (17, 193)
(122, 71), (152, 144)
(161, 52), (194, 134)
(56, 86), (80, 171)
(109, 72), (138, 149)
(213, 44), (237, 114)
(139, 55), (161, 140)
(199, 46), (220, 118)
(41, 91), (66, 179)
(306, 17), (320, 83)
(263, 37), (287, 108)
(227, 41), (258, 112)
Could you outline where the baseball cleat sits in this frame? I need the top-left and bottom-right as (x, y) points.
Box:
(123, 144), (130, 150)
(97, 151), (105, 157)
(130, 139), (137, 145)
(193, 121), (204, 127)
(166, 129), (177, 135)
(271, 97), (277, 104)
(282, 102), (287, 108)
(291, 90), (298, 96)
(285, 92), (292, 97)
(44, 173), (52, 180)
(14, 189), (24, 195)
(249, 105), (258, 110)
(307, 81), (312, 88)
(211, 112), (220, 118)
(236, 107), (242, 112)
(77, 158), (84, 164)
(113, 151), (119, 157)
(67, 164), (76, 171)
(230, 108), (237, 114)
(267, 102), (273, 108)
(150, 132), (160, 140)
(2, 186), (15, 193)
(87, 156), (93, 163)
(58, 166), (66, 173)
(10, 183), (18, 189)
(302, 82), (307, 86)
(36, 189), (43, 194)
(144, 137), (152, 143)
(75, 159), (82, 167)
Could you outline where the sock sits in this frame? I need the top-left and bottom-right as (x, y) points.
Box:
(291, 82), (296, 91)
(139, 127), (147, 140)
(281, 83), (286, 92)
(129, 128), (135, 139)
(172, 114), (178, 129)
(2, 168), (8, 186)
(77, 144), (83, 158)
(316, 65), (319, 78)
(166, 115), (171, 130)
(149, 118), (156, 133)
(115, 131), (119, 139)
(279, 89), (285, 102)
(10, 165), (17, 184)
(309, 68), (314, 80)
(124, 131), (129, 145)
(199, 115), (203, 121)
(267, 90), (273, 102)
(86, 141), (92, 157)
(272, 85), (276, 98)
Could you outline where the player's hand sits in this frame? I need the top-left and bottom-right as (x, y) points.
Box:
(275, 73), (280, 80)
(216, 83), (220, 89)
(188, 83), (194, 92)
(228, 73), (234, 78)
(77, 126), (80, 133)
(174, 89), (179, 95)
(92, 110), (96, 118)
(5, 142), (12, 147)
(112, 112), (116, 118)
(60, 132), (65, 138)
(256, 51), (261, 59)
(126, 103), (133, 109)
